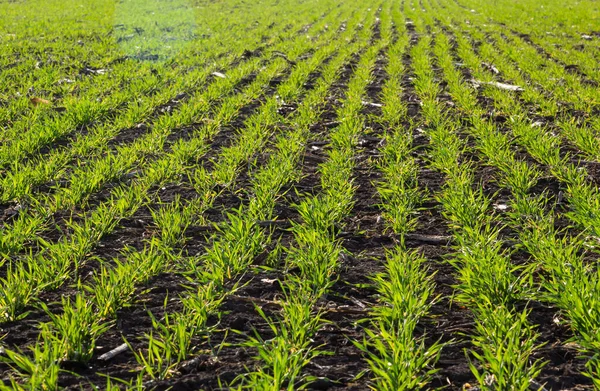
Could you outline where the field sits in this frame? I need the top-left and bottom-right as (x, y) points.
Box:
(0, 0), (599, 389)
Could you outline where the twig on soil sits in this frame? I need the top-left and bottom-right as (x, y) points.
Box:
(349, 296), (372, 309)
(323, 306), (370, 315)
(308, 140), (330, 146)
(98, 343), (129, 361)
(361, 100), (383, 107)
(405, 233), (452, 244)
(441, 322), (476, 333)
(471, 79), (524, 92)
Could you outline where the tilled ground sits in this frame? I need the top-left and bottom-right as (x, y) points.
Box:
(1, 0), (599, 390)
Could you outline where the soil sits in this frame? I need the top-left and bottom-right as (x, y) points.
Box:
(0, 9), (597, 391)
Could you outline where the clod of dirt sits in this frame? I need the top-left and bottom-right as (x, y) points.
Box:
(242, 48), (262, 58)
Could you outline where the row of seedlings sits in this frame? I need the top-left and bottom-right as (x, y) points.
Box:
(0, 54), (290, 389)
(0, 0), (130, 121)
(0, 3), (342, 269)
(0, 62), (156, 151)
(436, 0), (599, 115)
(0, 0), (341, 240)
(406, 11), (547, 388)
(427, 0), (600, 252)
(0, 24), (339, 327)
(467, 34), (600, 244)
(134, 5), (380, 389)
(234, 4), (388, 389)
(353, 9), (444, 389)
(433, 22), (600, 386)
(0, 0), (331, 204)
(518, 31), (600, 85)
(0, 0), (335, 145)
(438, 10), (600, 250)
(438, 0), (600, 84)
(455, 24), (600, 164)
(0, 4), (371, 390)
(122, 5), (370, 385)
(0, 56), (262, 257)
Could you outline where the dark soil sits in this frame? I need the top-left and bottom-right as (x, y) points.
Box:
(0, 7), (597, 391)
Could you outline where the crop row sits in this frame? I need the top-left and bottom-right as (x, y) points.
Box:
(0, 1), (382, 389)
(1, 0), (599, 388)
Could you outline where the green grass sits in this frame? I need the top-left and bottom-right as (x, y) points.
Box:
(1, 0), (600, 389)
